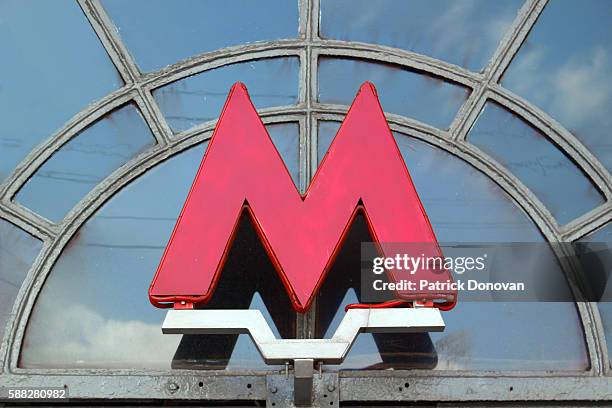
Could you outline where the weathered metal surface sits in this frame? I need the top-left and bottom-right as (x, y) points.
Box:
(293, 359), (314, 406)
(339, 376), (612, 402)
(1, 372), (610, 402)
(267, 372), (338, 407)
(0, 372), (268, 400)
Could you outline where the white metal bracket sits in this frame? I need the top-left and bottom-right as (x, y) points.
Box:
(162, 307), (445, 406)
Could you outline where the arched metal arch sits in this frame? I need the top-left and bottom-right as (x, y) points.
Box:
(1, 113), (609, 401)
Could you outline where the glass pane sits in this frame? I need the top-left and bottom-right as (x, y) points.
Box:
(0, 220), (42, 345)
(267, 123), (300, 187)
(316, 128), (588, 370)
(320, 0), (522, 72)
(15, 104), (155, 222)
(502, 0), (612, 173)
(154, 58), (300, 133)
(576, 223), (612, 361)
(318, 121), (542, 241)
(468, 102), (604, 225)
(101, 0), (299, 72)
(317, 57), (469, 129)
(575, 223), (612, 303)
(317, 121), (341, 165)
(20, 124), (298, 369)
(600, 303), (612, 364)
(0, 0), (122, 184)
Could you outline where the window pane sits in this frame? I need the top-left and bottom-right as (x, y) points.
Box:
(0, 220), (42, 346)
(317, 57), (469, 129)
(316, 128), (588, 370)
(575, 223), (612, 302)
(0, 0), (122, 184)
(20, 124), (298, 369)
(576, 223), (612, 362)
(468, 102), (604, 225)
(101, 0), (299, 72)
(317, 121), (341, 165)
(600, 303), (612, 365)
(320, 0), (522, 72)
(15, 104), (155, 222)
(502, 0), (612, 173)
(319, 121), (542, 241)
(154, 58), (300, 133)
(267, 123), (300, 187)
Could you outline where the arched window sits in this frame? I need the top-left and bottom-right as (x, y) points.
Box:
(1, 0), (610, 403)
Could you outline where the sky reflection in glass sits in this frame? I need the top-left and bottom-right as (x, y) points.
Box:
(317, 123), (587, 370)
(155, 58), (300, 133)
(15, 104), (155, 222)
(318, 57), (469, 129)
(320, 0), (523, 71)
(0, 0), (122, 184)
(0, 220), (41, 345)
(468, 102), (604, 225)
(503, 0), (612, 173)
(102, 0), (298, 71)
(576, 223), (612, 362)
(20, 123), (299, 369)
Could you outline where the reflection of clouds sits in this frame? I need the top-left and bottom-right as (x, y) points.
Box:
(505, 47), (545, 95)
(430, 0), (478, 59)
(505, 44), (612, 149)
(511, 46), (612, 126)
(21, 303), (180, 369)
(322, 0), (521, 71)
(502, 0), (612, 171)
(551, 47), (612, 125)
(484, 11), (516, 53)
(430, 0), (518, 67)
(0, 220), (41, 340)
(0, 220), (41, 288)
(431, 1), (475, 31)
(506, 45), (612, 124)
(433, 330), (471, 370)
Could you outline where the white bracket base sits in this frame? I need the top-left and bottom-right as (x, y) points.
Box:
(162, 308), (444, 365)
(162, 307), (445, 406)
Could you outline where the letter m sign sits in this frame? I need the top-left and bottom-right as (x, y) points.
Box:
(149, 82), (455, 312)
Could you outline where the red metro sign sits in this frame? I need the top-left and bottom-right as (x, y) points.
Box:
(149, 82), (455, 313)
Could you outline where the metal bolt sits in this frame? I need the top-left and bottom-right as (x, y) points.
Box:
(167, 381), (180, 394)
(327, 384), (336, 392)
(269, 386), (278, 394)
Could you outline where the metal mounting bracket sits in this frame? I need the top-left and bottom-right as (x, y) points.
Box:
(267, 369), (338, 407)
(162, 307), (444, 406)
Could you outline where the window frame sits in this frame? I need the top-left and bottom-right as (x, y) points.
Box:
(0, 0), (610, 403)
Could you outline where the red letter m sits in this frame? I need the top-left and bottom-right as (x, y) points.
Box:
(150, 82), (455, 312)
